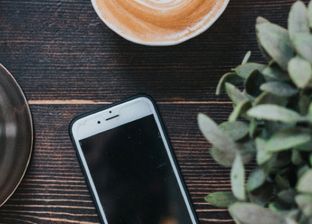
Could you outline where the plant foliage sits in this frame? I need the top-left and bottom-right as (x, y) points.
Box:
(198, 1), (312, 223)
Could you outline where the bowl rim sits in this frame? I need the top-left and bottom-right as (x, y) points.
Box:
(0, 64), (34, 207)
(90, 0), (230, 46)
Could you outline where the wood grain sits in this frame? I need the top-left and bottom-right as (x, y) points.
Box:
(0, 0), (306, 223)
(0, 0), (298, 102)
(0, 104), (234, 224)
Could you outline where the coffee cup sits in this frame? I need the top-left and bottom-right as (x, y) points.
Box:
(91, 0), (230, 46)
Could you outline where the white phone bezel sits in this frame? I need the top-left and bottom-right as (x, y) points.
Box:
(71, 96), (197, 224)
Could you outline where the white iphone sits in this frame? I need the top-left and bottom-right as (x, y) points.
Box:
(70, 95), (198, 224)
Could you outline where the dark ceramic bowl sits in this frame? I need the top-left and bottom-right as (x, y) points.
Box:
(0, 64), (33, 206)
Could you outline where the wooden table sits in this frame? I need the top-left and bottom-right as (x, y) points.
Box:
(0, 0), (299, 223)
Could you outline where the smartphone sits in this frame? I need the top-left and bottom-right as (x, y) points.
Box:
(70, 95), (198, 224)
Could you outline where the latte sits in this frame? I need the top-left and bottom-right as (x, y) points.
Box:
(91, 0), (230, 45)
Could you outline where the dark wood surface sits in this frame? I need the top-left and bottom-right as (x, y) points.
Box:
(0, 0), (300, 223)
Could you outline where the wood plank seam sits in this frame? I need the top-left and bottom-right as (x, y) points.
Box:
(28, 100), (232, 105)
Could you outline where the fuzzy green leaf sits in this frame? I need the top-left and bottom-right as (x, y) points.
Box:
(247, 104), (303, 123)
(293, 33), (312, 63)
(239, 141), (257, 164)
(256, 138), (272, 165)
(216, 72), (241, 95)
(198, 113), (238, 164)
(288, 56), (312, 88)
(242, 51), (251, 65)
(275, 174), (290, 189)
(231, 153), (246, 201)
(245, 70), (266, 97)
(249, 119), (258, 137)
(254, 92), (287, 106)
(229, 202), (285, 224)
(285, 218), (298, 224)
(291, 150), (303, 165)
(309, 1), (312, 28)
(278, 189), (296, 204)
(298, 165), (310, 179)
(205, 192), (237, 208)
(260, 81), (297, 97)
(297, 169), (312, 193)
(288, 1), (309, 39)
(225, 83), (249, 105)
(219, 121), (249, 141)
(247, 169), (267, 192)
(256, 22), (294, 70)
(299, 93), (310, 115)
(265, 128), (311, 152)
(210, 147), (234, 167)
(229, 100), (251, 122)
(295, 194), (312, 217)
(262, 65), (289, 81)
(257, 16), (270, 24)
(234, 63), (265, 79)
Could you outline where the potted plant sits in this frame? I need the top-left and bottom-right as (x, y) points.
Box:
(198, 1), (312, 223)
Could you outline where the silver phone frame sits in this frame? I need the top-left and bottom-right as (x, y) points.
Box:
(71, 96), (197, 224)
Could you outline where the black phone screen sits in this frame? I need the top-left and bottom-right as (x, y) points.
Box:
(79, 114), (194, 224)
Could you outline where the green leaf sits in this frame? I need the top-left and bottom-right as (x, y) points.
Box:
(288, 56), (312, 88)
(260, 81), (297, 97)
(247, 104), (303, 124)
(299, 93), (310, 115)
(257, 16), (270, 24)
(262, 64), (289, 81)
(285, 218), (298, 224)
(245, 70), (266, 97)
(268, 201), (287, 213)
(254, 92), (287, 106)
(306, 102), (312, 123)
(256, 138), (272, 165)
(296, 140), (312, 152)
(295, 194), (312, 216)
(216, 72), (241, 95)
(278, 189), (296, 204)
(239, 141), (256, 164)
(233, 63), (265, 79)
(310, 153), (312, 166)
(247, 169), (266, 192)
(309, 1), (312, 28)
(219, 121), (249, 141)
(225, 83), (249, 105)
(297, 169), (312, 193)
(288, 1), (309, 39)
(249, 119), (258, 137)
(242, 51), (251, 65)
(265, 128), (311, 152)
(198, 113), (238, 164)
(231, 153), (246, 201)
(293, 33), (312, 63)
(256, 22), (294, 70)
(229, 202), (285, 224)
(229, 100), (251, 122)
(298, 165), (310, 179)
(275, 175), (290, 189)
(205, 192), (237, 208)
(291, 150), (303, 165)
(248, 183), (274, 206)
(210, 147), (234, 167)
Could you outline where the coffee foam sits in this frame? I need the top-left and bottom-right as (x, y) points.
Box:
(92, 0), (229, 45)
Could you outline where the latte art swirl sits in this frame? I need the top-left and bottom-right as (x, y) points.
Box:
(92, 0), (229, 45)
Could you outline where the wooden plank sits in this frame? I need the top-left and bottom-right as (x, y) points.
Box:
(0, 0), (299, 102)
(0, 103), (235, 223)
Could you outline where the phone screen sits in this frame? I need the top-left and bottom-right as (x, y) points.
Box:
(79, 114), (194, 224)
